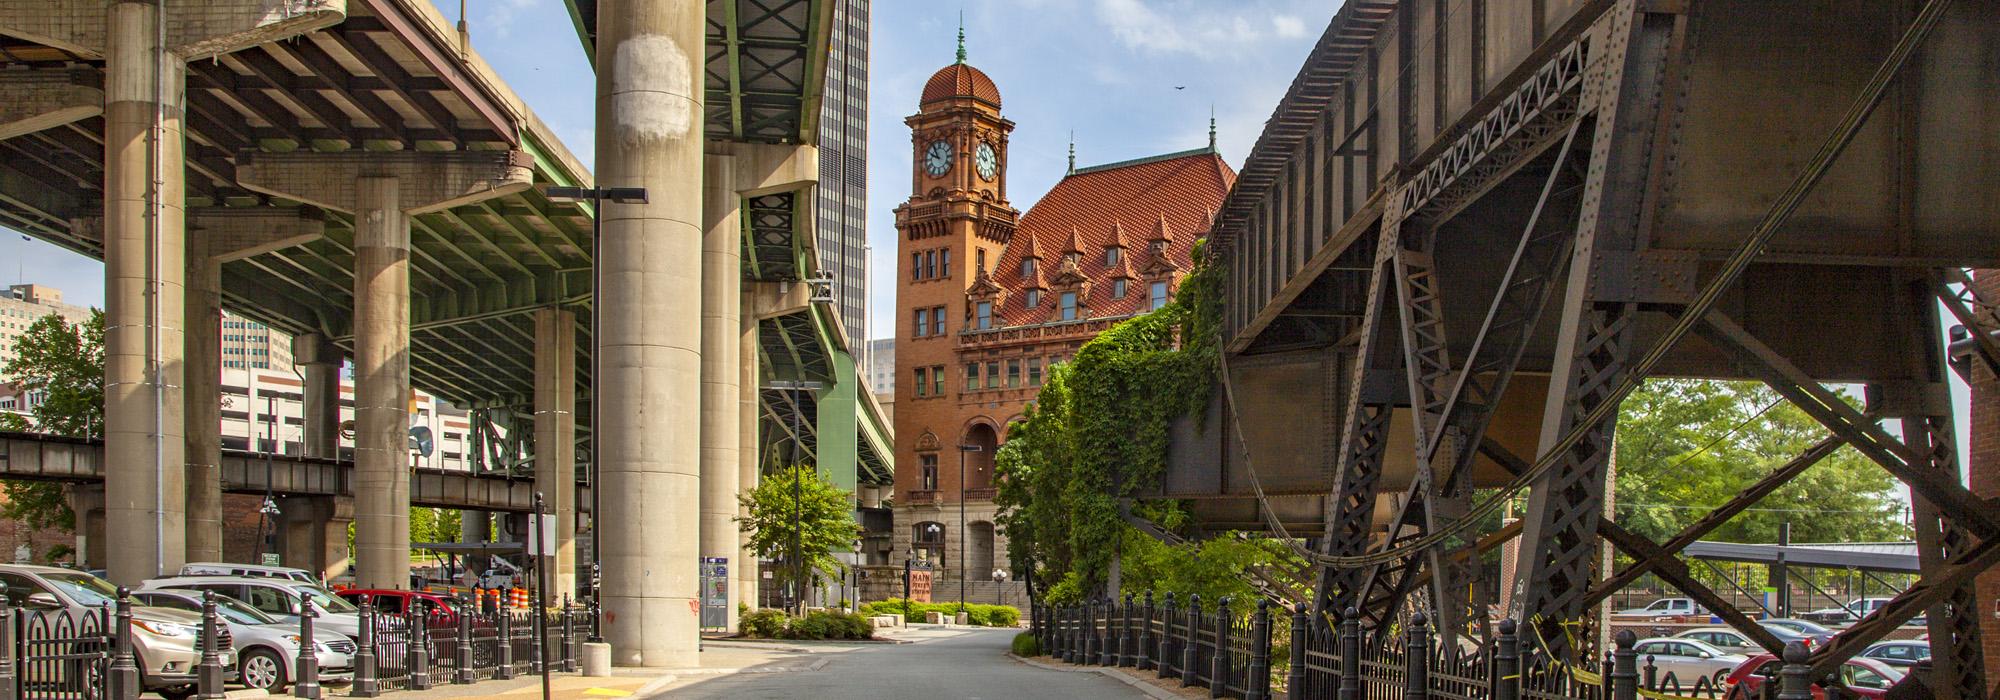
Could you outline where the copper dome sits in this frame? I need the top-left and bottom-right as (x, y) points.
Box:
(921, 63), (1001, 107)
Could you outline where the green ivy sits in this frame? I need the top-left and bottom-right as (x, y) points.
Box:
(994, 242), (1224, 601)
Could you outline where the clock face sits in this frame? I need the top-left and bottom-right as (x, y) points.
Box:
(924, 140), (953, 177)
(975, 142), (998, 180)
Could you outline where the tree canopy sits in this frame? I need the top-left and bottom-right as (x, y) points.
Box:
(0, 310), (105, 533)
(738, 464), (862, 606)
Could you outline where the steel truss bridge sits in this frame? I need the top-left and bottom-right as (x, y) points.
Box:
(1160, 1), (2000, 697)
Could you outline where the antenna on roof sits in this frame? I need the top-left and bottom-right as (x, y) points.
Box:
(1067, 132), (1076, 175)
(956, 10), (967, 64)
(1208, 105), (1217, 151)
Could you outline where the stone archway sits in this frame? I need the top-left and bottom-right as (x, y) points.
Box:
(961, 422), (999, 493)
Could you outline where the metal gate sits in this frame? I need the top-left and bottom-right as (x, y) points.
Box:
(15, 607), (110, 700)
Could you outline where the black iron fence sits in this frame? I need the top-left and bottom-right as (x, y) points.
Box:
(1033, 597), (1842, 700)
(349, 594), (585, 697)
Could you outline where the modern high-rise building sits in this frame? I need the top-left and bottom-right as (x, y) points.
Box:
(817, 0), (870, 349)
(0, 284), (94, 365)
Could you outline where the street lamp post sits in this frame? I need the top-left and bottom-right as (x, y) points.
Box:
(956, 443), (982, 615)
(543, 185), (648, 644)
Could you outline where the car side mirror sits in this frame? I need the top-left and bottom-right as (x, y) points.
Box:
(24, 592), (60, 609)
(1698, 652), (1712, 659)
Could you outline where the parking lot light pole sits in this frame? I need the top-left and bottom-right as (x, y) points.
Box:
(543, 185), (647, 644)
(956, 443), (982, 615)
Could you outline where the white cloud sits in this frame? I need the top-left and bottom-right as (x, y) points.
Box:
(1271, 15), (1308, 39)
(1094, 0), (1293, 58)
(478, 0), (538, 40)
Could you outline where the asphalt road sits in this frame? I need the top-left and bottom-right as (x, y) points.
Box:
(653, 628), (1151, 699)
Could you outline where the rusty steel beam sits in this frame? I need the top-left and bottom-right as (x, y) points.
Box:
(347, 0), (517, 144)
(1596, 522), (1790, 655)
(1805, 533), (2000, 682)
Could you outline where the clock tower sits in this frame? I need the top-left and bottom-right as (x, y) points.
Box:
(890, 36), (1018, 559)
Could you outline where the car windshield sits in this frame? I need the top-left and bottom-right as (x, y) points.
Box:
(43, 572), (118, 607)
(1772, 619), (1833, 634)
(212, 595), (280, 625)
(298, 585), (357, 613)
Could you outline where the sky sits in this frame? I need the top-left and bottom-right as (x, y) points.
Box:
(0, 0), (1969, 499)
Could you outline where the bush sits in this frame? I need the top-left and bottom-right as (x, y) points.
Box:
(857, 599), (1023, 627)
(1011, 631), (1041, 657)
(988, 606), (1020, 626)
(739, 608), (874, 641)
(742, 609), (788, 638)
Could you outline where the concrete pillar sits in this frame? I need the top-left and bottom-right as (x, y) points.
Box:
(68, 484), (108, 570)
(103, 0), (188, 586)
(279, 496), (355, 583)
(738, 294), (761, 611)
(533, 307), (577, 604)
(460, 509), (491, 579)
(700, 153), (742, 630)
(184, 252), (222, 563)
(352, 177), (411, 589)
(596, 0), (705, 666)
(292, 333), (341, 459)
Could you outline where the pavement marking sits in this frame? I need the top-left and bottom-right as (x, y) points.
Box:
(582, 689), (635, 697)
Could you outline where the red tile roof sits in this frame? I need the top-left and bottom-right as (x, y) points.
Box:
(989, 148), (1236, 325)
(922, 63), (1002, 107)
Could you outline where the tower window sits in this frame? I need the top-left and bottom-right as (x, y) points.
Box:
(932, 305), (947, 335)
(920, 458), (938, 491)
(1105, 247), (1121, 266)
(976, 249), (986, 271)
(914, 367), (929, 396)
(966, 362), (981, 391)
(1020, 258), (1036, 278)
(1112, 279), (1128, 299)
(985, 361), (1000, 389)
(932, 365), (945, 396)
(1006, 360), (1021, 388)
(924, 251), (937, 280)
(913, 308), (929, 337)
(911, 253), (922, 281)
(1024, 289), (1041, 307)
(1060, 292), (1078, 321)
(1150, 281), (1170, 310)
(940, 248), (952, 277)
(1028, 358), (1043, 386)
(975, 301), (992, 330)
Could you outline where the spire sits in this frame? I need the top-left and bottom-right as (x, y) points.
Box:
(1067, 132), (1076, 175)
(1208, 105), (1217, 150)
(955, 11), (967, 64)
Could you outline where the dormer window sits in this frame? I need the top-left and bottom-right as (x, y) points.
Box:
(1020, 258), (1037, 278)
(1112, 279), (1128, 299)
(1104, 247), (1122, 266)
(1150, 240), (1166, 256)
(1025, 289), (1041, 307)
(975, 301), (992, 330)
(1060, 291), (1079, 321)
(1063, 252), (1080, 267)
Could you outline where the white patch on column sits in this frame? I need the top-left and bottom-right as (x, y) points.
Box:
(614, 34), (694, 143)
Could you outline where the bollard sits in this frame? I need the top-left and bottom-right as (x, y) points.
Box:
(1285, 605), (1307, 699)
(1643, 654), (1657, 691)
(408, 606), (433, 690)
(1246, 598), (1272, 700)
(1494, 619), (1520, 700)
(497, 608), (517, 680)
(352, 596), (379, 697)
(108, 589), (140, 700)
(1138, 591), (1156, 671)
(1611, 630), (1639, 700)
(1211, 597), (1233, 697)
(1338, 608), (1362, 700)
(1405, 612), (1430, 700)
(1120, 593), (1136, 667)
(1181, 594), (1201, 688)
(455, 595), (476, 684)
(563, 595), (579, 672)
(1776, 642), (1812, 700)
(0, 606), (13, 700)
(1159, 593), (1178, 678)
(197, 590), (226, 700)
(295, 598), (322, 699)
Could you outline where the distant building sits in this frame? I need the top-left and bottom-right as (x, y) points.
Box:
(865, 338), (895, 393)
(817, 0), (871, 348)
(0, 284), (94, 366)
(220, 310), (293, 370)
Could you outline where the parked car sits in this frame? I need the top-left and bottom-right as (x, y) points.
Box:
(131, 589), (357, 693)
(1857, 640), (1930, 669)
(1801, 598), (1896, 624)
(336, 589), (469, 621)
(140, 576), (364, 639)
(0, 564), (235, 700)
(1632, 637), (1747, 686)
(178, 562), (320, 585)
(1725, 653), (1903, 699)
(1677, 625), (1816, 652)
(1759, 618), (1838, 646)
(1619, 597), (1707, 617)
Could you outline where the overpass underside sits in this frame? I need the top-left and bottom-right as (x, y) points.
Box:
(1174, 0), (2000, 696)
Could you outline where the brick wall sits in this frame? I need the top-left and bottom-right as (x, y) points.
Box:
(1970, 271), (2000, 690)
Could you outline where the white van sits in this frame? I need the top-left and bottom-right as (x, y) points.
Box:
(179, 562), (320, 584)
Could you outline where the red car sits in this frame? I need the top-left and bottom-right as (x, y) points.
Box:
(1724, 653), (1905, 699)
(336, 589), (468, 621)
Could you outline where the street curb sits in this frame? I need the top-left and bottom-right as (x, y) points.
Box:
(1006, 654), (1181, 699)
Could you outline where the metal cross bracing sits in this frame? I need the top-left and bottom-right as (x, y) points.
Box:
(1186, 0), (2000, 696)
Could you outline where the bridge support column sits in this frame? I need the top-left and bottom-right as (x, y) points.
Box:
(534, 308), (577, 605)
(293, 333), (342, 459)
(700, 152), (742, 631)
(460, 510), (491, 580)
(279, 496), (353, 582)
(595, 0), (706, 668)
(67, 484), (107, 570)
(738, 303), (760, 612)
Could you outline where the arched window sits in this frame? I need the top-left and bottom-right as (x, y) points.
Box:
(962, 423), (1000, 492)
(913, 521), (946, 564)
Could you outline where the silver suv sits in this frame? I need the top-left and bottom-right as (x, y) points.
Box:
(131, 589), (356, 693)
(139, 576), (364, 639)
(0, 565), (236, 700)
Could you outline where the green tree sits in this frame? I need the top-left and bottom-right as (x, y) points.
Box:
(738, 464), (861, 609)
(0, 310), (106, 531)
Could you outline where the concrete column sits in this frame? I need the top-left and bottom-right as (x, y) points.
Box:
(738, 293), (761, 611)
(700, 153), (742, 630)
(460, 510), (491, 578)
(292, 333), (341, 459)
(184, 252), (222, 563)
(320, 498), (355, 582)
(68, 484), (108, 570)
(277, 495), (352, 581)
(352, 177), (411, 589)
(103, 0), (188, 586)
(534, 307), (578, 604)
(596, 0), (705, 666)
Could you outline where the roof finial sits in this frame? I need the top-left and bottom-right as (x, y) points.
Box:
(1067, 132), (1076, 175)
(955, 11), (967, 64)
(1208, 105), (1217, 151)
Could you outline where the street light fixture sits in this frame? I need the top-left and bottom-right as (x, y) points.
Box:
(765, 379), (825, 614)
(542, 184), (649, 644)
(956, 443), (982, 615)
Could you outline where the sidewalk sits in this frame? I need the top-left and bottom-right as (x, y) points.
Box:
(323, 644), (825, 700)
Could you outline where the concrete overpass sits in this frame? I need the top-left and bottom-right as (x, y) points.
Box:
(0, 0), (886, 669)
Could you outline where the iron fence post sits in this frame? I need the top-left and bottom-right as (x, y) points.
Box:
(1181, 594), (1201, 688)
(1642, 654), (1657, 691)
(1138, 591), (1155, 671)
(1285, 605), (1307, 698)
(295, 596), (322, 698)
(197, 590), (225, 700)
(1495, 619), (1520, 700)
(0, 606), (14, 700)
(1101, 596), (1118, 666)
(1338, 608), (1361, 700)
(110, 589), (139, 700)
(1159, 593), (1177, 678)
(1211, 596), (1232, 697)
(455, 595), (476, 684)
(1120, 593), (1136, 667)
(563, 595), (579, 672)
(529, 608), (546, 675)
(1776, 642), (1812, 700)
(1611, 630), (1638, 700)
(352, 596), (379, 697)
(496, 609), (516, 680)
(1405, 612), (1429, 700)
(1087, 599), (1101, 665)
(1247, 598), (1272, 700)
(409, 606), (433, 690)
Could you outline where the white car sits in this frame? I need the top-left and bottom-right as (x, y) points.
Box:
(1632, 637), (1746, 687)
(139, 576), (365, 639)
(178, 562), (321, 585)
(132, 589), (357, 693)
(1618, 597), (1705, 617)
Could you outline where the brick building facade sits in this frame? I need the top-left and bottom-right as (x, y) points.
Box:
(889, 52), (1235, 592)
(1971, 272), (1999, 688)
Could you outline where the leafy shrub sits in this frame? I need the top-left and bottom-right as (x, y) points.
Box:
(1011, 631), (1041, 657)
(739, 608), (873, 640)
(790, 611), (832, 640)
(742, 609), (788, 638)
(988, 606), (1020, 626)
(857, 599), (1022, 627)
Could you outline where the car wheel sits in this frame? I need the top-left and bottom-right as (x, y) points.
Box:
(239, 647), (289, 692)
(1714, 669), (1732, 687)
(157, 685), (196, 700)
